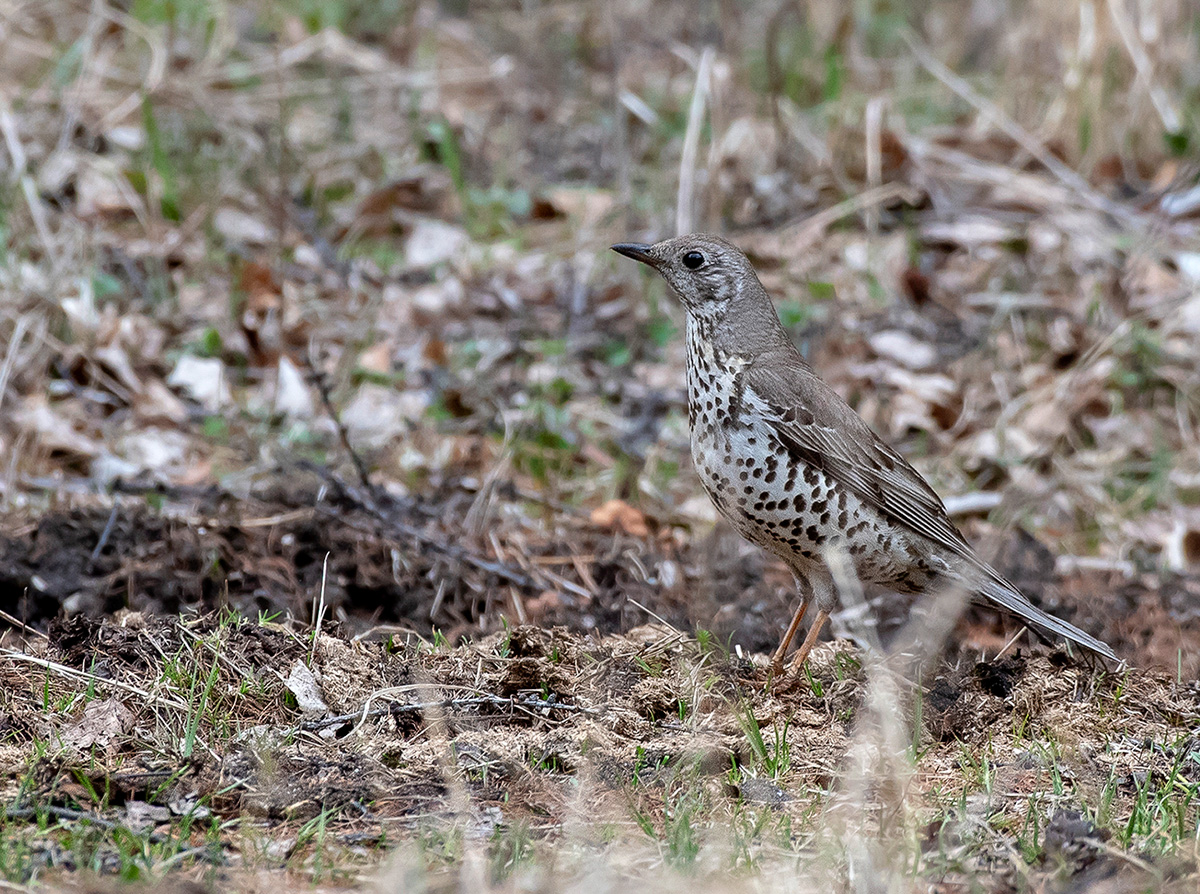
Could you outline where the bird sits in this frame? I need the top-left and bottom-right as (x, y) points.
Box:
(611, 234), (1117, 674)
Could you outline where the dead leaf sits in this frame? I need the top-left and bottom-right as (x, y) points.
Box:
(412, 278), (466, 321)
(1161, 184), (1200, 218)
(173, 458), (213, 487)
(921, 217), (1017, 247)
(341, 167), (459, 240)
(544, 187), (615, 230)
(134, 379), (189, 425)
(868, 330), (937, 371)
(358, 342), (394, 375)
(421, 337), (447, 366)
(341, 383), (425, 448)
(239, 261), (284, 365)
(591, 499), (650, 537)
(523, 591), (563, 623)
(106, 125), (144, 151)
(117, 427), (192, 476)
(1020, 399), (1072, 444)
(36, 149), (78, 197)
(962, 428), (1039, 467)
(882, 367), (959, 434)
(61, 698), (135, 755)
(676, 495), (719, 525)
(214, 207), (273, 246)
(14, 395), (102, 457)
(167, 355), (230, 411)
(715, 117), (778, 182)
(285, 660), (329, 717)
(76, 158), (141, 220)
(93, 345), (143, 396)
(405, 219), (469, 269)
(274, 355), (313, 418)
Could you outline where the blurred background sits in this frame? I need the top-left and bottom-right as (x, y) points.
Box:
(0, 0), (1198, 669)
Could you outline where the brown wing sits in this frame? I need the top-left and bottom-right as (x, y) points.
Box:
(742, 349), (1118, 661)
(742, 352), (979, 569)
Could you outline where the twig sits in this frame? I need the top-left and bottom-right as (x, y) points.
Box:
(534, 565), (593, 603)
(239, 508), (316, 528)
(4, 804), (121, 831)
(900, 28), (1136, 224)
(676, 46), (715, 234)
(607, 5), (632, 227)
(864, 96), (885, 235)
(302, 363), (537, 592)
(57, 0), (107, 154)
(88, 502), (121, 570)
(626, 597), (678, 632)
(300, 693), (597, 732)
(306, 360), (375, 494)
(992, 625), (1029, 661)
(824, 543), (882, 657)
(509, 587), (527, 625)
(1085, 835), (1160, 875)
(773, 182), (923, 248)
(2, 803), (219, 862)
(1105, 0), (1180, 135)
(310, 552), (330, 663)
(464, 411), (516, 538)
(0, 99), (55, 264)
(0, 649), (190, 712)
(0, 312), (30, 415)
(0, 609), (47, 640)
(20, 463), (540, 598)
(91, 4), (168, 132)
(311, 495), (536, 591)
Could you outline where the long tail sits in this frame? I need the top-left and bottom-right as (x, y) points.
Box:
(977, 569), (1117, 661)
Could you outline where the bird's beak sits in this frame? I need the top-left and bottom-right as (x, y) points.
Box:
(611, 242), (657, 268)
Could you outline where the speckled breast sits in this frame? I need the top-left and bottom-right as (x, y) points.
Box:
(684, 327), (935, 591)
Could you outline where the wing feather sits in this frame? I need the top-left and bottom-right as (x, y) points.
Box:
(744, 360), (976, 564)
(741, 353), (1117, 661)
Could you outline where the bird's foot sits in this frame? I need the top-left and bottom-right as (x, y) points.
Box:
(764, 655), (809, 693)
(770, 665), (808, 694)
(764, 659), (786, 693)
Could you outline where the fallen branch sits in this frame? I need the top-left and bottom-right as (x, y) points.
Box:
(300, 692), (598, 731)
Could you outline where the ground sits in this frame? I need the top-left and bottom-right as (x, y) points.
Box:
(1, 1), (1200, 892)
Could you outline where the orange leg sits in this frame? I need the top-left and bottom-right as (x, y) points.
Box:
(786, 609), (831, 673)
(770, 596), (811, 674)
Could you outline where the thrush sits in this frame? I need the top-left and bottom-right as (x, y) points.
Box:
(612, 234), (1117, 673)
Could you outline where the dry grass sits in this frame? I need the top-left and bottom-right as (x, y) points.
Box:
(1, 610), (1197, 892)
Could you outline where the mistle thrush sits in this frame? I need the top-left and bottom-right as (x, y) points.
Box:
(612, 234), (1117, 673)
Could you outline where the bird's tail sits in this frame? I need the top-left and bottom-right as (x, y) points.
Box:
(977, 569), (1117, 662)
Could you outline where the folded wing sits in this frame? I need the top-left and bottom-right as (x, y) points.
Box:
(743, 351), (1117, 661)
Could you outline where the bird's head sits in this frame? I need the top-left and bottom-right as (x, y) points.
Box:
(611, 234), (761, 318)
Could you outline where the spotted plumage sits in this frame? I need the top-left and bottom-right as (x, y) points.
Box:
(612, 234), (1117, 673)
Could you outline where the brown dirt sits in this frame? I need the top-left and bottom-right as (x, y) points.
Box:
(1, 493), (1193, 674)
(1, 603), (1196, 891)
(0, 487), (1195, 892)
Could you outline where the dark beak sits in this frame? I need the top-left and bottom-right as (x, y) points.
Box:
(611, 242), (657, 267)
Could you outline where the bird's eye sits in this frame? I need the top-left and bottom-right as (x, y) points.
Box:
(681, 251), (705, 270)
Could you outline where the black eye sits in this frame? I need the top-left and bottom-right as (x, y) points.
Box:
(681, 251), (705, 270)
